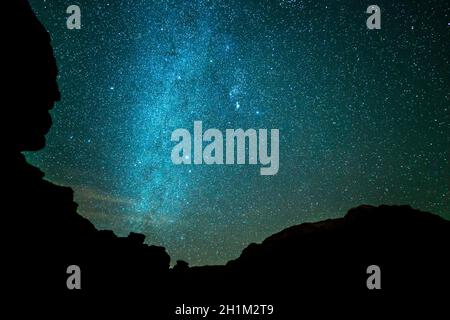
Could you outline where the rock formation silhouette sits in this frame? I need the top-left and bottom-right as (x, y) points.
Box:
(170, 205), (449, 317)
(5, 1), (449, 317)
(5, 1), (170, 307)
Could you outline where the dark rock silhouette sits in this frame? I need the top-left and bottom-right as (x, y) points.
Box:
(5, 2), (170, 310)
(173, 260), (190, 272)
(5, 1), (449, 317)
(170, 205), (449, 317)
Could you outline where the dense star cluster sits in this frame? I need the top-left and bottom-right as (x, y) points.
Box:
(27, 0), (449, 265)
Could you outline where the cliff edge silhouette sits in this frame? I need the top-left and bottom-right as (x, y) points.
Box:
(4, 0), (170, 299)
(5, 1), (449, 316)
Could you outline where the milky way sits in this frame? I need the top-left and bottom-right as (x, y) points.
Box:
(27, 0), (449, 265)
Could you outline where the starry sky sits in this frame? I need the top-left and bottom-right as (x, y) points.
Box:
(27, 0), (449, 265)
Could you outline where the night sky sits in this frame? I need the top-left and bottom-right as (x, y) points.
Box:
(27, 0), (449, 265)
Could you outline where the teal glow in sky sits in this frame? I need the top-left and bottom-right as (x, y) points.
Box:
(27, 0), (449, 265)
